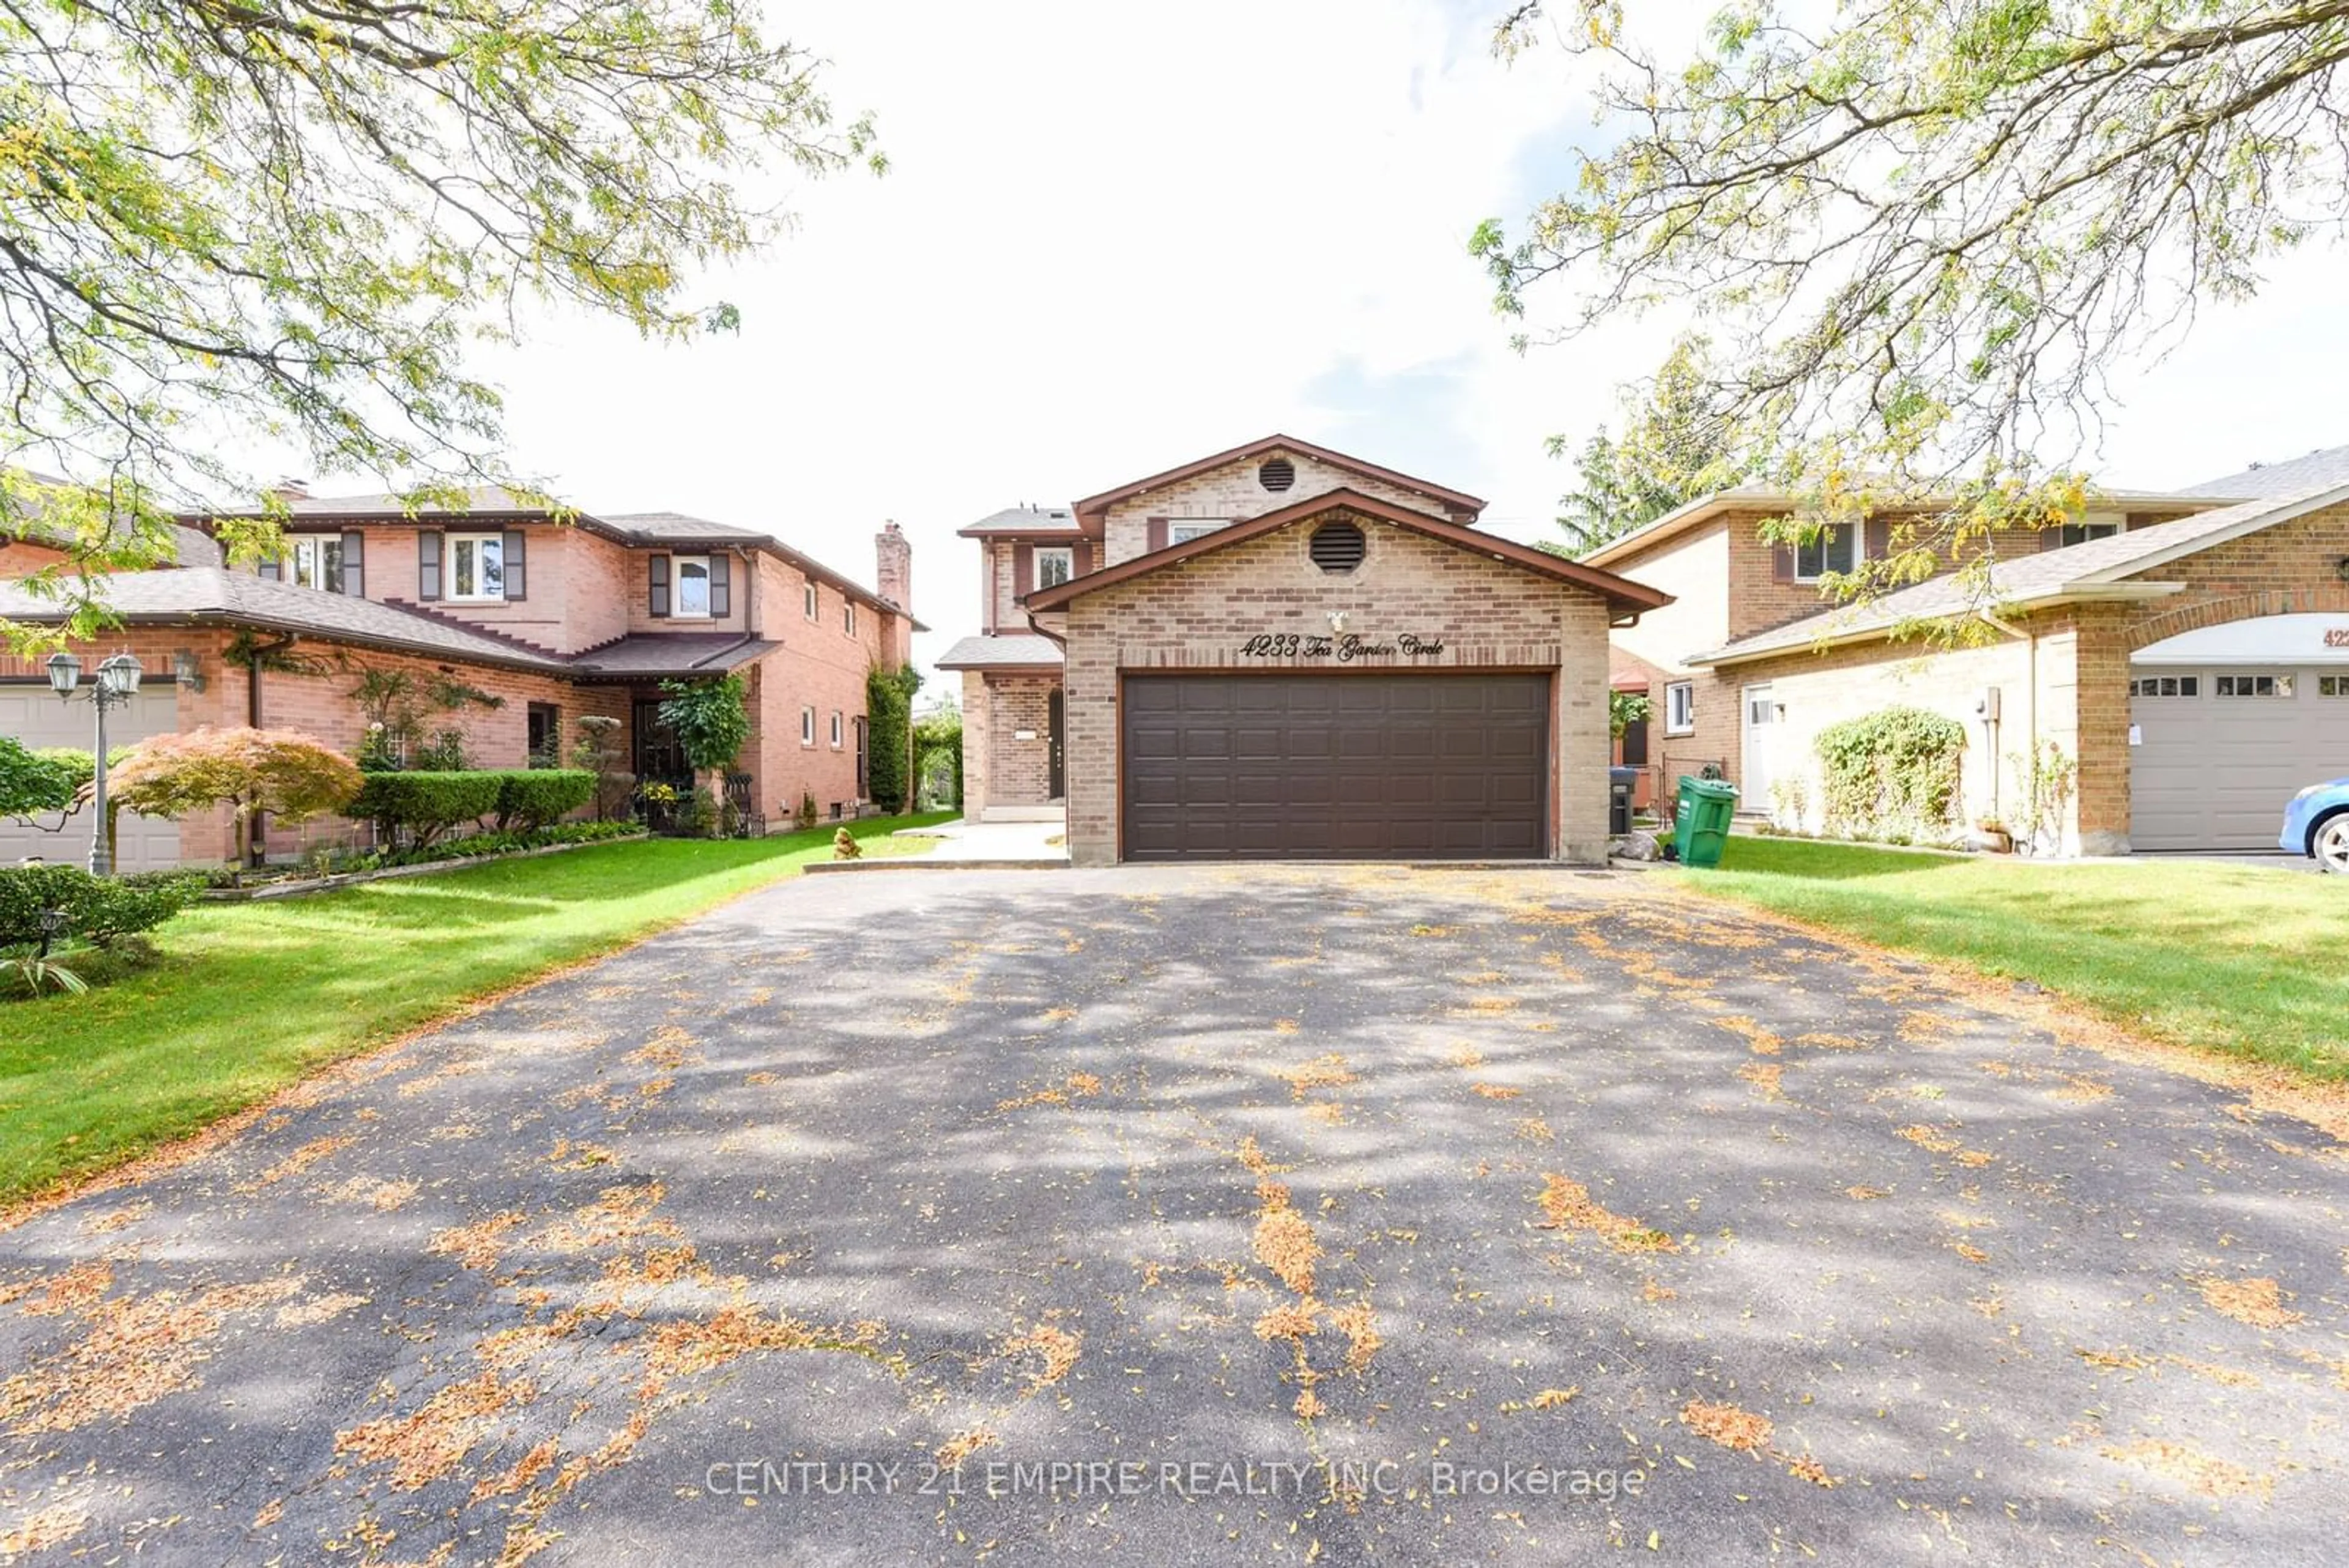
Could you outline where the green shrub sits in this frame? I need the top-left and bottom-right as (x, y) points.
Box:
(352, 770), (503, 849)
(866, 664), (919, 811)
(0, 864), (202, 950)
(0, 865), (91, 948)
(658, 675), (751, 773)
(1, 740), (94, 819)
(1815, 707), (1967, 839)
(494, 768), (595, 832)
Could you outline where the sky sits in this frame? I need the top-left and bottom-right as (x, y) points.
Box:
(458, 0), (2349, 689)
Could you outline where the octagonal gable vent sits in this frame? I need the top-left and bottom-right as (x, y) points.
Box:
(1258, 456), (1297, 492)
(1309, 520), (1366, 572)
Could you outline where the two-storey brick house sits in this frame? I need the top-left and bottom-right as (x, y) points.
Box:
(1590, 442), (2349, 855)
(2, 485), (918, 870)
(938, 436), (1671, 866)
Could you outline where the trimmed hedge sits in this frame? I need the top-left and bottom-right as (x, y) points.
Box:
(352, 770), (503, 849)
(1816, 706), (1967, 840)
(0, 864), (204, 950)
(354, 768), (597, 847)
(494, 769), (595, 833)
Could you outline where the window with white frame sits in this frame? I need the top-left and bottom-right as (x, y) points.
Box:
(844, 601), (856, 635)
(2129, 675), (2200, 697)
(2214, 674), (2295, 699)
(803, 581), (820, 620)
(447, 533), (505, 601)
(1792, 527), (1858, 582)
(829, 711), (844, 748)
(1169, 519), (1226, 544)
(672, 555), (712, 618)
(1034, 546), (1074, 587)
(2321, 675), (2349, 698)
(1665, 682), (1696, 735)
(800, 705), (817, 745)
(288, 535), (344, 593)
(2060, 519), (2123, 547)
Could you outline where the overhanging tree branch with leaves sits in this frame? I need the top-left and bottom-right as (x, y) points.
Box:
(1, 0), (881, 648)
(1479, 0), (2348, 604)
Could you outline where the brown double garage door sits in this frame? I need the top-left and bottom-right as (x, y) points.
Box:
(1121, 672), (1551, 861)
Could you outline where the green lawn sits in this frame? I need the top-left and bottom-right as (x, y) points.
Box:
(0, 812), (953, 1203)
(1674, 836), (2348, 1079)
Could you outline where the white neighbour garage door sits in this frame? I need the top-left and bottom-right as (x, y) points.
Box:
(0, 684), (183, 871)
(2130, 667), (2349, 850)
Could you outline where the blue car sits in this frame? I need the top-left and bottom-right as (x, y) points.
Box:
(2280, 778), (2349, 873)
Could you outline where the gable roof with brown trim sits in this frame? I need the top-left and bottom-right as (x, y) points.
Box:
(1023, 489), (1671, 622)
(1069, 436), (1487, 528)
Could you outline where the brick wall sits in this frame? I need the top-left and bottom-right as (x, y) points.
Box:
(959, 671), (993, 817)
(1056, 507), (1613, 866)
(1098, 453), (1461, 565)
(744, 554), (911, 823)
(982, 675), (1059, 811)
(0, 541), (67, 578)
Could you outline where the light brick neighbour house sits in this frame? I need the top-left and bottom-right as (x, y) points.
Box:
(1588, 440), (2349, 855)
(938, 436), (1670, 867)
(1, 489), (919, 871)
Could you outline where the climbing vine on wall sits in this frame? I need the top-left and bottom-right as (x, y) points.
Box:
(1814, 707), (1965, 840)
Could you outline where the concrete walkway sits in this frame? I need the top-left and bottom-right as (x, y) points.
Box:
(893, 815), (1069, 864)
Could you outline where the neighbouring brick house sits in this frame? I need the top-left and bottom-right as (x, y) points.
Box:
(938, 436), (1669, 866)
(1592, 442), (2349, 854)
(1, 486), (919, 870)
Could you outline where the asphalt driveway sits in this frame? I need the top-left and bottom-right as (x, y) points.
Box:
(3, 866), (2344, 1564)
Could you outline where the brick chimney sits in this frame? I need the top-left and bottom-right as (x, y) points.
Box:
(267, 478), (311, 502)
(875, 519), (911, 613)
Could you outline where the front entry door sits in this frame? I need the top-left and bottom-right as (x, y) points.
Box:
(1742, 685), (1776, 805)
(1047, 688), (1066, 800)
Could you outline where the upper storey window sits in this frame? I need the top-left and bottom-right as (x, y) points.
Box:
(447, 533), (505, 601)
(1169, 520), (1227, 545)
(1792, 527), (1857, 582)
(674, 555), (711, 617)
(1034, 546), (1074, 588)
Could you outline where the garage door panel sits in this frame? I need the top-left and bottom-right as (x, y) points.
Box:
(1120, 674), (1551, 862)
(2131, 671), (2349, 850)
(1, 685), (182, 871)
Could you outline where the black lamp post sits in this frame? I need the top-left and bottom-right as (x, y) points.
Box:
(45, 650), (145, 877)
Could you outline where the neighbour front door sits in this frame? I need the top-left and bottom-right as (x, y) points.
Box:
(1047, 688), (1066, 800)
(1742, 685), (1776, 807)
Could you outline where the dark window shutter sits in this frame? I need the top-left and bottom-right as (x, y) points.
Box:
(1770, 541), (1794, 583)
(709, 554), (730, 617)
(257, 554), (280, 581)
(418, 530), (442, 600)
(341, 530), (365, 597)
(502, 529), (527, 600)
(1012, 543), (1033, 597)
(1146, 518), (1169, 552)
(1864, 519), (1891, 561)
(648, 553), (670, 617)
(2037, 525), (2065, 552)
(1074, 540), (1093, 575)
(1620, 716), (1649, 767)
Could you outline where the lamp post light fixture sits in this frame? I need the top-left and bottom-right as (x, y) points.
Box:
(45, 651), (145, 876)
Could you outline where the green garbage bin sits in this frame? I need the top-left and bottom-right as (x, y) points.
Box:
(1674, 776), (1739, 868)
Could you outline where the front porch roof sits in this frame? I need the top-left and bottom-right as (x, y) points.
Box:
(935, 633), (1063, 672)
(567, 634), (777, 679)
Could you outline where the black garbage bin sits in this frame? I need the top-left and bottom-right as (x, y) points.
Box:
(1608, 766), (1638, 836)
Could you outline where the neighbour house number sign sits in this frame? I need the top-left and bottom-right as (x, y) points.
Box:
(2326, 628), (2349, 648)
(1238, 632), (1447, 661)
